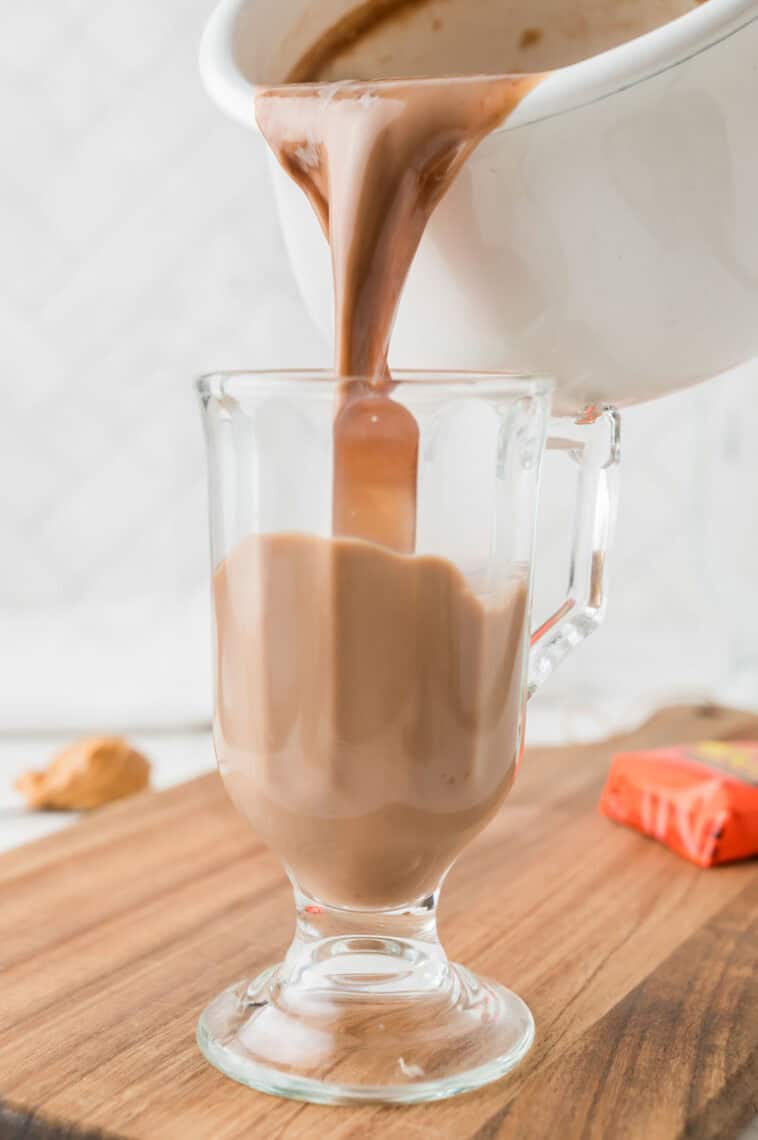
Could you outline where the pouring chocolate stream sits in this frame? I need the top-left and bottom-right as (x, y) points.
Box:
(256, 74), (540, 551)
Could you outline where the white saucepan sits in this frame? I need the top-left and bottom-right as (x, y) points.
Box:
(199, 0), (758, 412)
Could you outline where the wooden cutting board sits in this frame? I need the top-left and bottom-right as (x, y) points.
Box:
(0, 705), (756, 1140)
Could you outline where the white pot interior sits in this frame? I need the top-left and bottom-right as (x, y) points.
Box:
(273, 0), (703, 82)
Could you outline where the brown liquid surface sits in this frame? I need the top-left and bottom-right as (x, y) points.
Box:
(256, 74), (539, 552)
(214, 533), (528, 908)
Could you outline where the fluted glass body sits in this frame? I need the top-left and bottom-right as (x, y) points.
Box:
(196, 371), (619, 1104)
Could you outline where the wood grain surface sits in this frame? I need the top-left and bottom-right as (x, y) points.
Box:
(0, 705), (756, 1140)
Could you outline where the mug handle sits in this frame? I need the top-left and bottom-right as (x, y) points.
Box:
(528, 408), (621, 697)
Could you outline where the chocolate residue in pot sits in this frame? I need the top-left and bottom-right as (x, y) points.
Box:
(287, 0), (439, 83)
(519, 27), (544, 50)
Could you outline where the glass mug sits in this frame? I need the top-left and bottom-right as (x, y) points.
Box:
(196, 371), (619, 1104)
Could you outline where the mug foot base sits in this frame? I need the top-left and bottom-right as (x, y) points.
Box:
(197, 944), (534, 1105)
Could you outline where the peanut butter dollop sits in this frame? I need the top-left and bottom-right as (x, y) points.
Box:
(15, 736), (151, 811)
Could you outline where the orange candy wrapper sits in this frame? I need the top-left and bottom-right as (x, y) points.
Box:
(599, 741), (758, 867)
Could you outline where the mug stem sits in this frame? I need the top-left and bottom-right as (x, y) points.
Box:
(196, 876), (534, 1103)
(281, 885), (448, 996)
